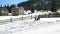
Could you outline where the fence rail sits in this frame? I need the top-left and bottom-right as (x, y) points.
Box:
(0, 15), (35, 24)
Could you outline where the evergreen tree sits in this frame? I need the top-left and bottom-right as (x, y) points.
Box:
(51, 0), (57, 12)
(6, 4), (11, 13)
(9, 4), (16, 13)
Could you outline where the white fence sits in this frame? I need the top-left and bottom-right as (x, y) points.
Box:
(0, 14), (60, 24)
(0, 15), (36, 24)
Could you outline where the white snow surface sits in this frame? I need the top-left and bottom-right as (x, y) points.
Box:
(0, 18), (60, 34)
(0, 11), (60, 34)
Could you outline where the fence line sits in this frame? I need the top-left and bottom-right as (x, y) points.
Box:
(0, 15), (60, 24)
(0, 15), (35, 23)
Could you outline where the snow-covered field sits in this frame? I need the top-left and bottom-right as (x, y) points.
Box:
(0, 11), (60, 34)
(0, 18), (60, 34)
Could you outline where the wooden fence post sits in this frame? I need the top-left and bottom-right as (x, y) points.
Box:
(10, 17), (12, 22)
(35, 15), (37, 20)
(31, 15), (32, 19)
(22, 16), (23, 20)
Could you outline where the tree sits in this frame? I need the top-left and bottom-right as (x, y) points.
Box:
(17, 1), (32, 10)
(29, 0), (41, 3)
(51, 0), (57, 12)
(29, 0), (41, 13)
(17, 0), (58, 12)
(9, 4), (16, 13)
(10, 4), (16, 8)
(6, 4), (11, 13)
(31, 5), (34, 13)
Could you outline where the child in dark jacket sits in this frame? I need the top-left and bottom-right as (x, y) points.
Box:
(37, 15), (40, 20)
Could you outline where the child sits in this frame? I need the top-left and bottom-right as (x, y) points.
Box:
(37, 15), (40, 20)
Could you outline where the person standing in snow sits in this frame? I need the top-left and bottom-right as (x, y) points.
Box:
(37, 15), (40, 20)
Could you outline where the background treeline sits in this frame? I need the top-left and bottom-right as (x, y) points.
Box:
(0, 0), (60, 13)
(17, 0), (60, 12)
(0, 4), (16, 13)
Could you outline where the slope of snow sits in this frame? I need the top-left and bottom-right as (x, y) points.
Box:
(0, 18), (60, 34)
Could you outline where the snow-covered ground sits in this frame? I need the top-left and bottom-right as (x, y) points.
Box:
(0, 11), (60, 34)
(0, 18), (60, 34)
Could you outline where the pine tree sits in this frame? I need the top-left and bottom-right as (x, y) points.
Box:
(51, 0), (57, 12)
